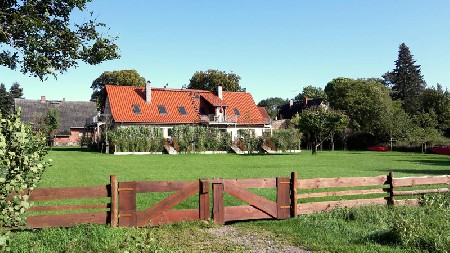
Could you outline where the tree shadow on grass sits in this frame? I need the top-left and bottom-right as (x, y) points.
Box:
(47, 147), (94, 153)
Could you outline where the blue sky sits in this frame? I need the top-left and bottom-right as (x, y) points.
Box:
(1, 0), (450, 103)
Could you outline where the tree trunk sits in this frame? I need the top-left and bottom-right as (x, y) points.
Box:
(331, 135), (335, 151)
(312, 141), (318, 155)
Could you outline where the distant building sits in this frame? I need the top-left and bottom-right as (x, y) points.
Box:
(278, 97), (327, 119)
(15, 96), (97, 146)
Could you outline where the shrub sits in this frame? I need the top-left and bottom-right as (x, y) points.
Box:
(269, 129), (302, 151)
(109, 126), (164, 152)
(172, 125), (231, 152)
(237, 129), (261, 152)
(390, 193), (450, 252)
(0, 111), (50, 229)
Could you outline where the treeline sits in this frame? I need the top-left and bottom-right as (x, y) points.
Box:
(260, 43), (450, 152)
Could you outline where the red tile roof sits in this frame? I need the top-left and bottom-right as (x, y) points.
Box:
(200, 93), (228, 107)
(105, 85), (266, 125)
(258, 107), (270, 119)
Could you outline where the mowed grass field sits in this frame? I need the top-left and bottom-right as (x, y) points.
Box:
(41, 147), (450, 187)
(9, 148), (450, 253)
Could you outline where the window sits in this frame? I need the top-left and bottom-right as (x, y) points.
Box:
(132, 104), (141, 114)
(195, 94), (200, 100)
(158, 105), (167, 115)
(234, 108), (240, 116)
(178, 106), (187, 116)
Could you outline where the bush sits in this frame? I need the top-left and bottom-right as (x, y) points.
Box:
(109, 126), (164, 152)
(237, 129), (261, 152)
(0, 111), (50, 229)
(390, 193), (450, 252)
(269, 129), (302, 151)
(172, 125), (231, 152)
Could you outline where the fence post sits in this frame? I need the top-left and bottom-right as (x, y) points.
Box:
(277, 177), (291, 219)
(388, 171), (395, 205)
(118, 181), (137, 227)
(199, 179), (210, 220)
(212, 180), (224, 225)
(290, 171), (298, 217)
(110, 175), (119, 227)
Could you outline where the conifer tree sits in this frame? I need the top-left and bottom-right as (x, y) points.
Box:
(0, 83), (13, 115)
(9, 82), (24, 99)
(383, 43), (426, 115)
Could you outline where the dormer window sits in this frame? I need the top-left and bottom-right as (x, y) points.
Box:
(158, 105), (167, 115)
(234, 108), (240, 116)
(178, 106), (187, 116)
(132, 104), (141, 114)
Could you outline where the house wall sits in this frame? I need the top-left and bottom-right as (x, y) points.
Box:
(54, 128), (84, 146)
(226, 126), (270, 141)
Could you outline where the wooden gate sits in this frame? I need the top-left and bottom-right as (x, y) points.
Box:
(210, 177), (292, 224)
(118, 180), (209, 227)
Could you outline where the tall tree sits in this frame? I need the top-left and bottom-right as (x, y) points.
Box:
(325, 78), (394, 137)
(91, 69), (146, 107)
(257, 97), (287, 119)
(296, 107), (348, 155)
(383, 43), (426, 115)
(0, 0), (119, 80)
(295, 85), (326, 101)
(188, 69), (242, 92)
(421, 84), (450, 133)
(9, 82), (23, 99)
(0, 83), (12, 115)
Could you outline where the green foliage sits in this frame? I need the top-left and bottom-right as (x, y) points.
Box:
(43, 108), (60, 138)
(90, 69), (146, 107)
(0, 230), (10, 252)
(383, 43), (426, 115)
(295, 85), (327, 101)
(188, 69), (242, 92)
(265, 129), (302, 151)
(325, 77), (395, 136)
(0, 83), (13, 116)
(297, 107), (348, 154)
(109, 126), (164, 152)
(0, 110), (49, 228)
(236, 129), (262, 152)
(8, 82), (23, 99)
(422, 84), (450, 132)
(171, 125), (231, 152)
(391, 194), (450, 252)
(0, 0), (119, 80)
(257, 97), (287, 119)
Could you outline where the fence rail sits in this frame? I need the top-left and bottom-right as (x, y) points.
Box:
(18, 172), (450, 228)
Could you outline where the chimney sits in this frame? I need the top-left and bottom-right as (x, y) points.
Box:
(62, 98), (66, 102)
(146, 81), (151, 104)
(303, 97), (308, 106)
(289, 99), (293, 108)
(217, 85), (223, 99)
(40, 96), (46, 103)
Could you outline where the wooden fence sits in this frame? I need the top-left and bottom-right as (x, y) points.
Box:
(23, 172), (449, 228)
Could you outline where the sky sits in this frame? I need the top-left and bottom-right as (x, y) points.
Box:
(1, 0), (450, 103)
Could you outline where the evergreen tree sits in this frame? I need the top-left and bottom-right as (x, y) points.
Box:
(0, 83), (13, 115)
(383, 43), (426, 115)
(9, 82), (24, 99)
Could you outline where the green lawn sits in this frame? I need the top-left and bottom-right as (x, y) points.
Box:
(9, 148), (450, 252)
(41, 147), (450, 188)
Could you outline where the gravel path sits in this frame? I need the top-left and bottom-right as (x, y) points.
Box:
(206, 226), (311, 253)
